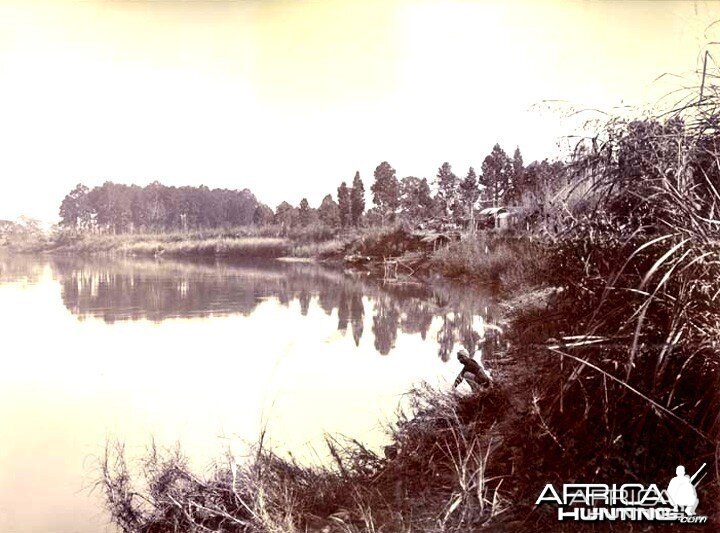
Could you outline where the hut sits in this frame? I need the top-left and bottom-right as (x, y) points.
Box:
(478, 207), (522, 230)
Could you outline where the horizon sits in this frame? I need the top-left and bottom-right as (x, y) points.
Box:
(1, 0), (719, 223)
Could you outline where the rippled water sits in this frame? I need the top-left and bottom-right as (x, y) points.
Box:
(0, 253), (501, 532)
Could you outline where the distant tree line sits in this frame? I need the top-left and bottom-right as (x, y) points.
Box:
(59, 144), (567, 232)
(59, 181), (260, 233)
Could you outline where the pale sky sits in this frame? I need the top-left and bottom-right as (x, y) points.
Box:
(1, 0), (718, 222)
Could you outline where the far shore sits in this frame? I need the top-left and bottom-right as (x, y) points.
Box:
(3, 223), (545, 296)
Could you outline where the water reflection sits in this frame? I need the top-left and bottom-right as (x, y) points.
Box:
(38, 255), (502, 360)
(0, 252), (504, 533)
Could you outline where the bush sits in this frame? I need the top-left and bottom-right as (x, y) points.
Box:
(431, 233), (547, 292)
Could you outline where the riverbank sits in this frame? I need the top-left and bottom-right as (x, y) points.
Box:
(99, 102), (720, 530)
(5, 224), (547, 296)
(8, 218), (720, 531)
(101, 265), (719, 531)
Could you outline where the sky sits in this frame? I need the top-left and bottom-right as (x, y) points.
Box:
(0, 0), (719, 222)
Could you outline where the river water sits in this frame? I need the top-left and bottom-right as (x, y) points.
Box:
(0, 253), (501, 532)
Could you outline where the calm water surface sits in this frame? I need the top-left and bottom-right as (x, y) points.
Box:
(0, 253), (501, 533)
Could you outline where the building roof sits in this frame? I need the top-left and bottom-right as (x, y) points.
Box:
(478, 207), (507, 215)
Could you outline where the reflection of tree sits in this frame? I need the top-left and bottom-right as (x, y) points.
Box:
(459, 315), (482, 356)
(0, 254), (46, 284)
(372, 296), (401, 355)
(437, 314), (455, 362)
(298, 290), (310, 316)
(401, 302), (434, 340)
(337, 291), (349, 332)
(317, 289), (335, 316)
(350, 294), (364, 347)
(49, 255), (502, 359)
(436, 311), (491, 362)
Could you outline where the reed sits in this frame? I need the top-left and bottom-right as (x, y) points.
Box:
(100, 385), (518, 533)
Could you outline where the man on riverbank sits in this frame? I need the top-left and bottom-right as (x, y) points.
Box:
(453, 350), (492, 390)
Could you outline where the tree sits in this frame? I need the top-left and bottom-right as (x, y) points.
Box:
(480, 144), (513, 207)
(318, 194), (340, 227)
(89, 182), (133, 233)
(508, 147), (525, 203)
(459, 167), (480, 226)
(337, 182), (351, 228)
(59, 183), (91, 229)
(350, 171), (365, 226)
(435, 162), (459, 219)
(318, 194), (340, 228)
(298, 198), (311, 227)
(370, 161), (400, 223)
(275, 201), (297, 227)
(400, 176), (434, 222)
(517, 159), (567, 213)
(253, 204), (275, 225)
(59, 180), (262, 234)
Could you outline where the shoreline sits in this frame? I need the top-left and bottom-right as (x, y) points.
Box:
(5, 224), (543, 298)
(7, 224), (719, 530)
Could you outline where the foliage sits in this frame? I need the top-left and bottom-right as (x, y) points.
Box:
(350, 171), (365, 227)
(399, 176), (434, 223)
(431, 233), (546, 292)
(370, 161), (400, 222)
(435, 162), (460, 220)
(337, 181), (351, 228)
(59, 181), (260, 233)
(317, 194), (340, 227)
(480, 144), (513, 207)
(298, 198), (311, 227)
(458, 167), (480, 223)
(101, 386), (515, 533)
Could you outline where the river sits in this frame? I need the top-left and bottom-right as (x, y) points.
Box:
(0, 253), (501, 532)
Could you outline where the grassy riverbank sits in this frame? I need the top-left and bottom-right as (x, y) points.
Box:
(100, 94), (720, 531)
(5, 224), (341, 258)
(50, 230), (293, 258)
(11, 223), (545, 295)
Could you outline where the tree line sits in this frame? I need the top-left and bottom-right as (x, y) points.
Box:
(59, 143), (567, 232)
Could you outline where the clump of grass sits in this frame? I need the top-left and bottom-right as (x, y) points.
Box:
(45, 224), (344, 258)
(430, 233), (547, 293)
(48, 231), (293, 258)
(350, 224), (427, 259)
(101, 385), (523, 533)
(125, 237), (292, 258)
(507, 84), (720, 525)
(291, 238), (349, 259)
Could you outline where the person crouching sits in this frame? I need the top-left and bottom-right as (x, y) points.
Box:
(453, 349), (492, 390)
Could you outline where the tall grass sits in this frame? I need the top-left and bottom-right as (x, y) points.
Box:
(512, 85), (720, 522)
(101, 386), (516, 533)
(54, 232), (293, 258)
(431, 233), (546, 292)
(48, 225), (343, 258)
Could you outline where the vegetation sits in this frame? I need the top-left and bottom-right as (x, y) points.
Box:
(39, 139), (575, 283)
(431, 233), (546, 292)
(0, 217), (50, 251)
(98, 74), (720, 530)
(101, 386), (517, 533)
(59, 182), (260, 233)
(56, 142), (560, 237)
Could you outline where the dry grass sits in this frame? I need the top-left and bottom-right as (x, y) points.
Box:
(503, 84), (720, 527)
(47, 224), (348, 258)
(291, 238), (349, 259)
(100, 385), (521, 533)
(430, 233), (547, 293)
(54, 232), (293, 258)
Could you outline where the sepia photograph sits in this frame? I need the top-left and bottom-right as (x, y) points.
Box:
(0, 0), (719, 531)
